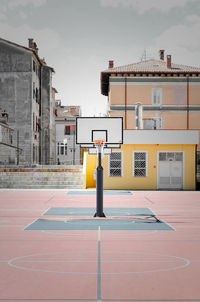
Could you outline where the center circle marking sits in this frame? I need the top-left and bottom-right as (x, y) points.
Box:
(8, 251), (190, 275)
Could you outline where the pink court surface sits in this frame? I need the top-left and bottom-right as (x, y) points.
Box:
(0, 189), (200, 302)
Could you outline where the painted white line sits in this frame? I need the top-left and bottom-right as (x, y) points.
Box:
(7, 251), (191, 275)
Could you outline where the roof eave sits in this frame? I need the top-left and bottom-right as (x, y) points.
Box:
(101, 70), (200, 96)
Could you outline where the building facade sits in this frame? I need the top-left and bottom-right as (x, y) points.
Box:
(55, 102), (81, 165)
(0, 109), (19, 165)
(101, 51), (200, 187)
(0, 38), (56, 165)
(84, 130), (198, 190)
(101, 51), (200, 142)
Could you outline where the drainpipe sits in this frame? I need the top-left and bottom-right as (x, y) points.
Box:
(187, 75), (190, 130)
(125, 77), (127, 129)
(17, 129), (19, 165)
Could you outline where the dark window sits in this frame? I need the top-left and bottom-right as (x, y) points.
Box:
(60, 143), (64, 155)
(197, 151), (200, 174)
(33, 61), (36, 72)
(64, 126), (70, 135)
(33, 82), (35, 99)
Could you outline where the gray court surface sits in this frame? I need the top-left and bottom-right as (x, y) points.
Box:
(25, 218), (174, 231)
(44, 207), (154, 216)
(67, 190), (133, 195)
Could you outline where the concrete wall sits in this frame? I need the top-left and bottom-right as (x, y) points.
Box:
(0, 40), (34, 165)
(40, 65), (56, 164)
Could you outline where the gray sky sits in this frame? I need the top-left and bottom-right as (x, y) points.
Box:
(0, 0), (200, 115)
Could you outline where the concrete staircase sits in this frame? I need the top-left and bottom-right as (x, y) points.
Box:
(0, 165), (84, 189)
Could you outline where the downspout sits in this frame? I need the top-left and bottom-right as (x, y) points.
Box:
(195, 144), (197, 190)
(187, 75), (190, 130)
(39, 65), (42, 164)
(125, 77), (127, 129)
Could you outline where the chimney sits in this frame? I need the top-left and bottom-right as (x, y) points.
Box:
(40, 57), (47, 65)
(108, 60), (114, 69)
(159, 49), (165, 60)
(28, 38), (34, 49)
(28, 39), (39, 54)
(167, 55), (172, 68)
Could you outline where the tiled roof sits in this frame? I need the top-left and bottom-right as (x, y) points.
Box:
(101, 59), (200, 95)
(103, 59), (200, 73)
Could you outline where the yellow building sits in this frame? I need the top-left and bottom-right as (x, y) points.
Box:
(101, 50), (200, 188)
(84, 130), (198, 190)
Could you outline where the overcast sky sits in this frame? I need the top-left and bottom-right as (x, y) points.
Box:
(0, 0), (200, 116)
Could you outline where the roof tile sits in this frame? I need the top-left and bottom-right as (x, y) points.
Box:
(103, 59), (200, 73)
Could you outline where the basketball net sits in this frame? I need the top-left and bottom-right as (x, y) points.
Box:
(93, 140), (106, 158)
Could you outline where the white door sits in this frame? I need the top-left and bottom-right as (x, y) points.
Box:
(158, 152), (184, 189)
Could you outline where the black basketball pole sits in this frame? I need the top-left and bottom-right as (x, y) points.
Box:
(94, 148), (105, 217)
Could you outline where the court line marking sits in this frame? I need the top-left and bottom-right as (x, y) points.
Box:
(145, 196), (154, 204)
(23, 218), (39, 231)
(42, 207), (51, 215)
(0, 299), (200, 301)
(44, 195), (55, 204)
(97, 226), (101, 302)
(7, 251), (190, 275)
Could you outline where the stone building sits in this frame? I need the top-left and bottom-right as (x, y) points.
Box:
(0, 37), (56, 165)
(0, 109), (18, 165)
(55, 101), (81, 165)
(40, 62), (56, 165)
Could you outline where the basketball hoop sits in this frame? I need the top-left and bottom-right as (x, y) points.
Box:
(75, 117), (123, 217)
(93, 139), (106, 157)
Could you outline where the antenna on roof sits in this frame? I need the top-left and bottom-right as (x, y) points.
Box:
(140, 49), (154, 61)
(140, 49), (147, 61)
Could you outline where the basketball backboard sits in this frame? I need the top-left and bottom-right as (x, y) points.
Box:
(76, 117), (123, 148)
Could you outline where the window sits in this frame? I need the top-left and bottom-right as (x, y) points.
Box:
(60, 143), (64, 155)
(33, 82), (35, 99)
(64, 126), (70, 135)
(36, 88), (39, 103)
(33, 113), (35, 131)
(57, 143), (59, 155)
(143, 117), (162, 129)
(57, 142), (67, 156)
(152, 88), (162, 106)
(33, 144), (35, 162)
(33, 60), (36, 72)
(133, 151), (148, 177)
(159, 152), (183, 162)
(109, 151), (123, 177)
(197, 151), (200, 174)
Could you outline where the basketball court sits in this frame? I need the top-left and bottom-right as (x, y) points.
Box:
(0, 117), (199, 301)
(0, 188), (200, 302)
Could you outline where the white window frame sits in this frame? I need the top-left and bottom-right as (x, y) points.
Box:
(132, 151), (148, 177)
(152, 88), (162, 106)
(108, 151), (123, 177)
(57, 142), (67, 156)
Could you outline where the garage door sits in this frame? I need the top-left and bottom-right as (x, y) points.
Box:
(158, 152), (184, 189)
